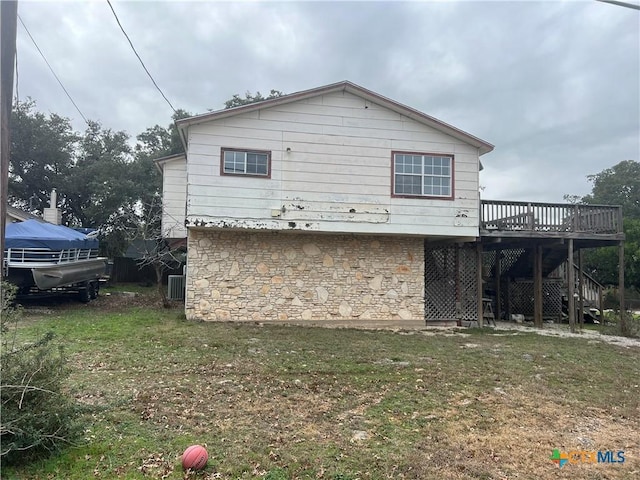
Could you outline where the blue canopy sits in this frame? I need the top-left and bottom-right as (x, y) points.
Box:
(5, 220), (99, 250)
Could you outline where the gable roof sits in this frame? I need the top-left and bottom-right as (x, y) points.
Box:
(176, 80), (494, 155)
(153, 152), (186, 173)
(6, 205), (42, 223)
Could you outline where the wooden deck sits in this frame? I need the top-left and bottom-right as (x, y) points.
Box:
(478, 199), (625, 331)
(480, 200), (624, 245)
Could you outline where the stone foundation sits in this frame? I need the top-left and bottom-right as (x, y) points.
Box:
(185, 230), (425, 321)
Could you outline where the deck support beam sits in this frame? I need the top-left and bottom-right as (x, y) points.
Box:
(619, 240), (626, 334)
(533, 244), (543, 328)
(578, 248), (584, 329)
(495, 250), (502, 323)
(599, 280), (604, 331)
(568, 238), (576, 333)
(477, 242), (483, 326)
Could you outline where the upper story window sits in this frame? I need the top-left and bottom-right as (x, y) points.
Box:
(221, 148), (271, 177)
(392, 152), (453, 199)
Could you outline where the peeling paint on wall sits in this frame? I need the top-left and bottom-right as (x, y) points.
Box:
(280, 201), (390, 224)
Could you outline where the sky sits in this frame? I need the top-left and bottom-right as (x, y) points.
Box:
(13, 0), (640, 203)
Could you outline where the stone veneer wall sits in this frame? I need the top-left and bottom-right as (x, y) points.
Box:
(186, 230), (425, 321)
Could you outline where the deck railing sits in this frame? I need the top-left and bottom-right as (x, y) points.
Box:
(481, 200), (623, 235)
(4, 248), (99, 267)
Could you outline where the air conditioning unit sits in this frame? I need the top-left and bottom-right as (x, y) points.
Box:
(168, 275), (186, 300)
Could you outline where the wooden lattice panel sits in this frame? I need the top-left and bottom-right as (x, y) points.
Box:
(424, 245), (457, 321)
(508, 279), (563, 319)
(500, 248), (526, 273)
(424, 244), (478, 322)
(483, 250), (497, 278)
(458, 246), (478, 321)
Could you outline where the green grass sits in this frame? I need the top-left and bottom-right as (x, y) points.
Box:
(3, 294), (639, 479)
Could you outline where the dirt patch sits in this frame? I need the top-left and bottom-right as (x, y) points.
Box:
(18, 289), (172, 317)
(492, 321), (640, 349)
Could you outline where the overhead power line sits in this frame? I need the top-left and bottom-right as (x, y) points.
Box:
(18, 15), (89, 125)
(106, 0), (177, 114)
(596, 0), (640, 10)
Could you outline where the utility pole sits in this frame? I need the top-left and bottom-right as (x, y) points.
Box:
(1, 1), (19, 284)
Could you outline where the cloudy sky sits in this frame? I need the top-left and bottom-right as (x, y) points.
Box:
(13, 0), (640, 202)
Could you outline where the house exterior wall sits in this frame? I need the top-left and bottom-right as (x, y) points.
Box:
(184, 91), (481, 239)
(160, 157), (187, 238)
(185, 230), (425, 321)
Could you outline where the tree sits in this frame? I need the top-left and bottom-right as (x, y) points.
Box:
(8, 100), (78, 216)
(64, 121), (136, 228)
(115, 196), (184, 307)
(582, 160), (640, 219)
(223, 89), (285, 109)
(1, 283), (80, 464)
(135, 108), (190, 158)
(132, 109), (191, 209)
(569, 160), (640, 292)
(581, 218), (640, 290)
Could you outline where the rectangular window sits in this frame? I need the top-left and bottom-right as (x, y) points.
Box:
(221, 148), (270, 177)
(392, 152), (453, 198)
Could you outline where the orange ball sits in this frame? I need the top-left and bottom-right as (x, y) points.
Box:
(182, 444), (208, 471)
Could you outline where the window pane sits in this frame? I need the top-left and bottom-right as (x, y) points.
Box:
(395, 174), (421, 195)
(395, 154), (452, 197)
(246, 153), (259, 174)
(395, 154), (422, 174)
(224, 151), (245, 173)
(224, 150), (268, 175)
(256, 159), (268, 175)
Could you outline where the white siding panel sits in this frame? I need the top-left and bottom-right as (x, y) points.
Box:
(190, 127), (283, 143)
(281, 163), (388, 177)
(455, 170), (479, 183)
(282, 141), (389, 159)
(258, 109), (345, 127)
(184, 91), (484, 238)
(320, 92), (385, 109)
(219, 117), (321, 134)
(284, 131), (392, 149)
(185, 214), (479, 238)
(161, 158), (187, 238)
(322, 124), (458, 145)
(270, 102), (404, 122)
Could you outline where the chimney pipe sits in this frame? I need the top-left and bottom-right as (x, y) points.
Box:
(43, 189), (62, 225)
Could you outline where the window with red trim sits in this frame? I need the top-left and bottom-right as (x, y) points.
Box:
(393, 152), (453, 198)
(222, 148), (270, 177)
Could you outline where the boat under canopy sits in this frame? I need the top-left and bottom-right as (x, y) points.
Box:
(4, 219), (106, 291)
(5, 219), (99, 250)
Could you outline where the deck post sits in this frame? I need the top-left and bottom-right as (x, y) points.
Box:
(619, 240), (625, 334)
(599, 282), (604, 331)
(495, 250), (502, 322)
(534, 244), (543, 328)
(477, 242), (483, 327)
(578, 248), (584, 329)
(568, 238), (576, 332)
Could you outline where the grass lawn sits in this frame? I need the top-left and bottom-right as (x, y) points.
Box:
(3, 288), (639, 479)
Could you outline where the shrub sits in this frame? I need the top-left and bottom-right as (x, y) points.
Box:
(1, 282), (80, 464)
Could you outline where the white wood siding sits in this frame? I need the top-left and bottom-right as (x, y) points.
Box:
(186, 91), (482, 237)
(161, 157), (187, 238)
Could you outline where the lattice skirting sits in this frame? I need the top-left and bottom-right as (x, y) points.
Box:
(424, 243), (478, 322)
(505, 279), (564, 319)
